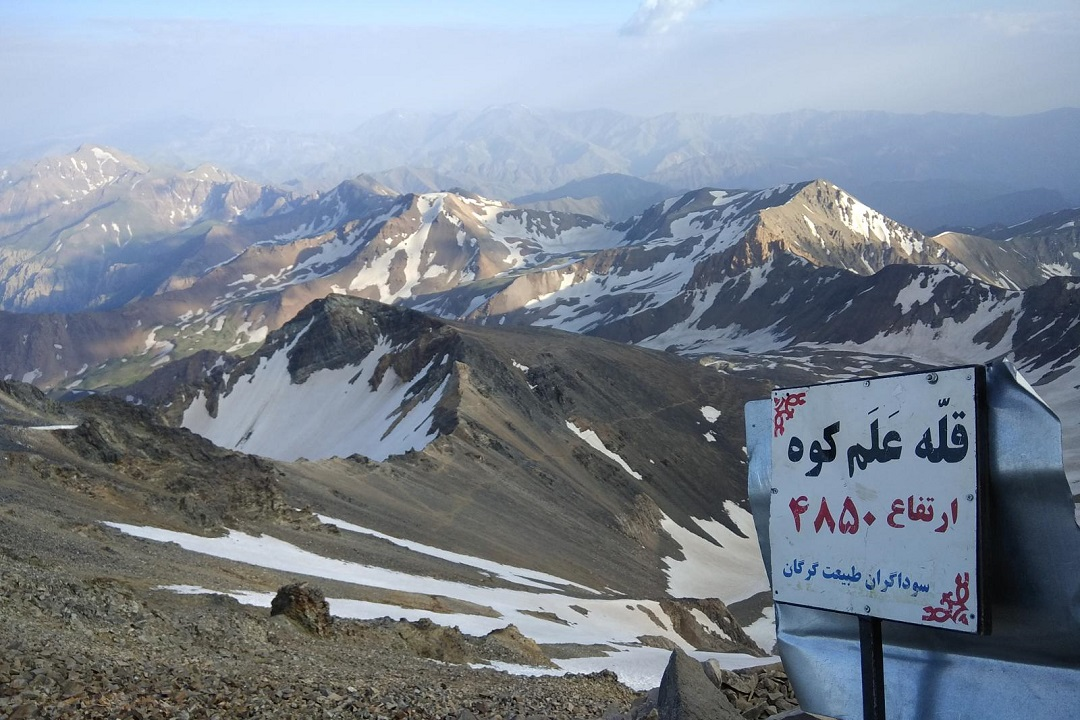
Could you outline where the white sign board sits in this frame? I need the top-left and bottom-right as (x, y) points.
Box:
(769, 367), (985, 632)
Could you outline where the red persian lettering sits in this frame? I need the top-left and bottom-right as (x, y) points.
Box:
(773, 392), (807, 437)
(789, 495), (809, 532)
(838, 496), (860, 535)
(813, 497), (836, 534)
(921, 572), (971, 625)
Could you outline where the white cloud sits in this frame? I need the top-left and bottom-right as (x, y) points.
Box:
(621, 0), (713, 36)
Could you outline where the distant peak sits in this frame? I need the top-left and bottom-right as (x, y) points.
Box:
(69, 144), (146, 171)
(186, 162), (237, 182)
(792, 178), (840, 195)
(788, 179), (866, 207)
(73, 144), (120, 160)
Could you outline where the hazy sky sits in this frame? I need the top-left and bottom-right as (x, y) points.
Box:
(3, 0), (1079, 142)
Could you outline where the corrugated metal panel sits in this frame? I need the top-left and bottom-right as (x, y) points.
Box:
(745, 360), (1080, 720)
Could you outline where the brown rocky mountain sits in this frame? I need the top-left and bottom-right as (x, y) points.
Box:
(143, 294), (765, 598)
(0, 172), (620, 392)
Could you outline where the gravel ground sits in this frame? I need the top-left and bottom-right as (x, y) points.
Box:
(0, 383), (795, 719)
(0, 556), (638, 719)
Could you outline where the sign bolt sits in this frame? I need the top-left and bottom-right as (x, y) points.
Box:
(966, 494), (974, 501)
(926, 372), (939, 384)
(771, 487), (779, 495)
(864, 605), (871, 614)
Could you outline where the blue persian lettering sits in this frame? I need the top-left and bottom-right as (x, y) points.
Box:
(783, 559), (931, 597)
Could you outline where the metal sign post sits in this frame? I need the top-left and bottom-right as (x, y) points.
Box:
(767, 366), (989, 718)
(859, 616), (885, 720)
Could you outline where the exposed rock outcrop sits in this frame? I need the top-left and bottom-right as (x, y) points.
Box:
(703, 662), (799, 719)
(480, 624), (556, 668)
(270, 582), (332, 636)
(660, 599), (767, 657)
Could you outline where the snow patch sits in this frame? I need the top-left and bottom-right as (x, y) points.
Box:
(109, 522), (774, 690)
(91, 147), (118, 163)
(743, 607), (776, 654)
(565, 421), (642, 480)
(661, 503), (769, 604)
(894, 271), (940, 314)
(319, 514), (600, 594)
(183, 330), (448, 462)
(700, 406), (721, 423)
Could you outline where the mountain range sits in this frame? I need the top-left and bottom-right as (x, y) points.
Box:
(1, 141), (1078, 705)
(8, 107), (1080, 232)
(2, 145), (1077, 389)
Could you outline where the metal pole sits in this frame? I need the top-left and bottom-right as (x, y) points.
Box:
(859, 615), (886, 720)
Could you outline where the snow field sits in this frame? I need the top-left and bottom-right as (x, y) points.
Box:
(182, 326), (448, 462)
(107, 504), (776, 690)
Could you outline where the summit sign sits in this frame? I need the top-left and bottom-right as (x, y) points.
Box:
(769, 367), (988, 633)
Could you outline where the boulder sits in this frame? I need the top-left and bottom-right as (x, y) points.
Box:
(655, 648), (742, 720)
(481, 624), (556, 667)
(270, 582), (332, 636)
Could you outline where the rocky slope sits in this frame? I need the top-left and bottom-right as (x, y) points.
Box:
(158, 294), (768, 599)
(0, 529), (639, 720)
(0, 560), (795, 719)
(0, 303), (783, 715)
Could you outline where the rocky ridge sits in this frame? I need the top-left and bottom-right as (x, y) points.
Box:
(162, 294), (766, 597)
